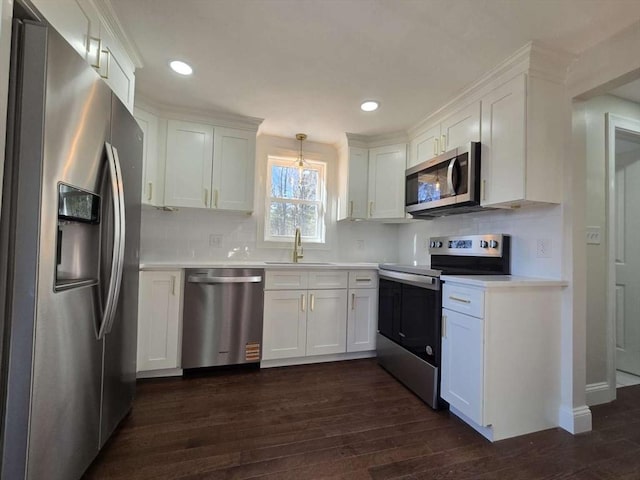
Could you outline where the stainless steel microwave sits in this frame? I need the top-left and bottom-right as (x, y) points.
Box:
(405, 142), (481, 218)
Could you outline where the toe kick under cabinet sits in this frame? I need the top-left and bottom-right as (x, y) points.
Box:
(440, 277), (566, 442)
(261, 269), (378, 367)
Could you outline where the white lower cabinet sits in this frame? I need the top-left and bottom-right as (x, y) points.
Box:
(440, 279), (565, 441)
(262, 270), (377, 363)
(137, 270), (183, 372)
(441, 308), (484, 425)
(262, 290), (307, 360)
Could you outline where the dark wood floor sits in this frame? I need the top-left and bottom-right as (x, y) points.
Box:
(84, 359), (640, 479)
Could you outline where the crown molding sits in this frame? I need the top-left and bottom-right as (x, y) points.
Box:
(345, 131), (408, 149)
(135, 95), (264, 131)
(408, 40), (575, 138)
(92, 0), (144, 68)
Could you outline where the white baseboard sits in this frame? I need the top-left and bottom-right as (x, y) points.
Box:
(137, 367), (183, 379)
(260, 351), (375, 368)
(586, 381), (614, 406)
(558, 405), (592, 434)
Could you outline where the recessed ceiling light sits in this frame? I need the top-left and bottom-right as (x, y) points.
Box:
(360, 100), (379, 112)
(169, 60), (193, 76)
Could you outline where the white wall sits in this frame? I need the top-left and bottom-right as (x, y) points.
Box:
(139, 133), (399, 264)
(397, 206), (563, 278)
(582, 95), (640, 386)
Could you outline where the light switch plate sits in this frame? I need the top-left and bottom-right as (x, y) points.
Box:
(209, 234), (223, 247)
(586, 226), (601, 245)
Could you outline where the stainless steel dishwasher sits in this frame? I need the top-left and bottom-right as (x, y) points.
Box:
(182, 268), (265, 368)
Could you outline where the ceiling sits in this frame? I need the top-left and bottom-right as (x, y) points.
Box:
(110, 0), (640, 145)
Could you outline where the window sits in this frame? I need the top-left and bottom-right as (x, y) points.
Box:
(265, 156), (326, 243)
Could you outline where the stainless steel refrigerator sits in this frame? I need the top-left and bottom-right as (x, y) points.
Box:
(0, 15), (142, 480)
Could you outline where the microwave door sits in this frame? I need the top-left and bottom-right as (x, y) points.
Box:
(406, 162), (457, 213)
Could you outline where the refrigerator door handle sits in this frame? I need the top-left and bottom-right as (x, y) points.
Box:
(98, 142), (122, 339)
(105, 144), (126, 334)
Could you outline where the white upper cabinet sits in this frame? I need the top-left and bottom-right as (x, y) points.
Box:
(346, 147), (369, 219)
(368, 144), (407, 219)
(133, 108), (161, 206)
(213, 127), (256, 211)
(408, 102), (480, 169)
(480, 73), (564, 207)
(33, 0), (137, 111)
(164, 120), (214, 208)
(163, 120), (257, 212)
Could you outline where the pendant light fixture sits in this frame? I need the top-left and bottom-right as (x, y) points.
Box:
(295, 133), (308, 169)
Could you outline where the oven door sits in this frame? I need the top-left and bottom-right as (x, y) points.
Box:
(378, 270), (441, 366)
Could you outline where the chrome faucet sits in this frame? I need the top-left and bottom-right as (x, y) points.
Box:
(292, 227), (304, 263)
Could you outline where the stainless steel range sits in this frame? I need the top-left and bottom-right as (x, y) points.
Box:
(377, 234), (511, 409)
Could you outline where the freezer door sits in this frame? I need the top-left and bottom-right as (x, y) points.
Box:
(100, 95), (142, 447)
(26, 26), (113, 480)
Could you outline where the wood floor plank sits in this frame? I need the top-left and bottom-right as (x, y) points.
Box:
(83, 359), (640, 480)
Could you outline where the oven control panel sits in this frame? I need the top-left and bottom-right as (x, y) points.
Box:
(428, 234), (508, 257)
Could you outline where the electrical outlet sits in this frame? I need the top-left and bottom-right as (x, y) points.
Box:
(356, 239), (365, 250)
(424, 239), (430, 250)
(586, 226), (601, 245)
(209, 234), (223, 247)
(536, 238), (551, 258)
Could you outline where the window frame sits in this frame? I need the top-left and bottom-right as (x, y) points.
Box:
(264, 155), (327, 244)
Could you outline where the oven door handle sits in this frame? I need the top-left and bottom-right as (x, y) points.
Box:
(378, 270), (440, 290)
(447, 157), (457, 195)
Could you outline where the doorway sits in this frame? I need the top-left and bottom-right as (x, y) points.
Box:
(612, 126), (640, 388)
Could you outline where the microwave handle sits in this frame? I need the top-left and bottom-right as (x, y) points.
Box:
(447, 157), (457, 195)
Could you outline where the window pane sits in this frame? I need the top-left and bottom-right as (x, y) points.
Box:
(271, 165), (320, 200)
(269, 202), (319, 239)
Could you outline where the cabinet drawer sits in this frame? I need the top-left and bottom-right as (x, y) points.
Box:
(442, 283), (485, 318)
(308, 271), (348, 289)
(348, 270), (378, 289)
(265, 271), (309, 290)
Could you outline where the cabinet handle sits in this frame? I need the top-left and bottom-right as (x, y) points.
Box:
(301, 294), (306, 312)
(88, 36), (102, 69)
(349, 200), (354, 217)
(355, 278), (370, 282)
(441, 134), (446, 153)
(214, 189), (219, 208)
(204, 188), (209, 206)
(147, 182), (153, 201)
(99, 49), (110, 79)
(434, 138), (439, 156)
(310, 294), (315, 312)
(482, 179), (487, 201)
(171, 275), (176, 296)
(368, 201), (373, 218)
(442, 315), (447, 338)
(448, 295), (471, 304)
(351, 292), (355, 310)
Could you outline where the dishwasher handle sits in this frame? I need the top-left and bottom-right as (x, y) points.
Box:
(187, 275), (263, 284)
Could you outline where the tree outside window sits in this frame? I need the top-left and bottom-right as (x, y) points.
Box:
(265, 156), (326, 243)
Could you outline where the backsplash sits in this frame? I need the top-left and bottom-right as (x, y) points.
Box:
(397, 204), (563, 278)
(140, 207), (400, 264)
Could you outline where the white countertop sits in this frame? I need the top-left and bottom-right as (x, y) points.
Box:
(441, 274), (568, 288)
(140, 261), (379, 271)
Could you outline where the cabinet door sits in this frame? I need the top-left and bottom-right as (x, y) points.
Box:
(212, 127), (256, 211)
(164, 120), (214, 208)
(137, 271), (183, 371)
(367, 144), (406, 219)
(306, 289), (348, 356)
(97, 24), (136, 111)
(134, 108), (160, 206)
(32, 0), (91, 61)
(262, 290), (307, 360)
(480, 74), (526, 207)
(441, 308), (484, 425)
(347, 289), (377, 352)
(441, 101), (481, 152)
(408, 124), (440, 168)
(347, 147), (369, 219)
